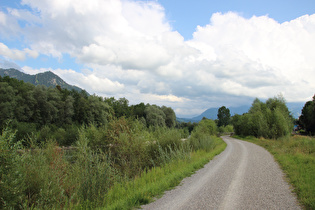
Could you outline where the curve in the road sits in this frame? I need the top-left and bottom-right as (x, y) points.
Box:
(141, 136), (301, 210)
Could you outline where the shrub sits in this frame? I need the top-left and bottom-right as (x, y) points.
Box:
(0, 126), (25, 209)
(232, 96), (293, 139)
(189, 119), (218, 152)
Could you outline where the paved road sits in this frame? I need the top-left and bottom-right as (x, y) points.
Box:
(141, 136), (301, 209)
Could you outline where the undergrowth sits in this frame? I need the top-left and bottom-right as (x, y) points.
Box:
(0, 118), (225, 209)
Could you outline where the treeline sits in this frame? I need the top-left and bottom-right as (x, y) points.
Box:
(232, 96), (294, 139)
(0, 76), (177, 145)
(0, 82), (223, 209)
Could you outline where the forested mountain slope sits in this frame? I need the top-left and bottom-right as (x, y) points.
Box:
(0, 68), (84, 92)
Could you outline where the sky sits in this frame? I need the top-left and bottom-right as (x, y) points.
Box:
(0, 0), (315, 118)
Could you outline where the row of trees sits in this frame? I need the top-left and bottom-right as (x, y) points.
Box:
(0, 76), (176, 145)
(232, 96), (293, 139)
(216, 95), (315, 138)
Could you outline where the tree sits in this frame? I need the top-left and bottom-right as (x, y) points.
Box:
(59, 95), (74, 125)
(130, 102), (146, 119)
(88, 95), (111, 126)
(162, 106), (176, 128)
(144, 105), (166, 127)
(217, 106), (231, 127)
(299, 95), (315, 135)
(0, 82), (16, 127)
(113, 98), (129, 118)
(232, 95), (293, 139)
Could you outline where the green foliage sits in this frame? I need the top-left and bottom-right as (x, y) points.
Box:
(162, 106), (176, 128)
(218, 125), (234, 134)
(189, 119), (218, 151)
(145, 105), (166, 127)
(104, 137), (226, 210)
(177, 121), (198, 134)
(0, 112), (226, 209)
(196, 118), (218, 136)
(130, 102), (146, 119)
(299, 95), (315, 135)
(12, 121), (37, 142)
(0, 125), (25, 209)
(0, 74), (228, 209)
(0, 76), (179, 148)
(0, 82), (16, 125)
(217, 106), (231, 127)
(0, 76), (113, 144)
(71, 129), (115, 205)
(232, 96), (293, 139)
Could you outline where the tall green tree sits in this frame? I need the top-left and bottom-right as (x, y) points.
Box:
(0, 82), (16, 127)
(130, 102), (146, 119)
(145, 105), (166, 127)
(217, 106), (231, 127)
(162, 106), (176, 128)
(299, 95), (315, 135)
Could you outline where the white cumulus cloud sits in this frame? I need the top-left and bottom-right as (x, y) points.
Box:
(0, 43), (38, 60)
(1, 1), (315, 116)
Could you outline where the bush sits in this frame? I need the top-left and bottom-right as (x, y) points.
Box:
(11, 121), (37, 143)
(232, 96), (293, 139)
(0, 117), (206, 209)
(218, 125), (234, 134)
(189, 119), (218, 152)
(0, 126), (25, 209)
(71, 129), (115, 206)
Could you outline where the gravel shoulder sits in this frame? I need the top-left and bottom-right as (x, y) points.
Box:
(141, 136), (301, 209)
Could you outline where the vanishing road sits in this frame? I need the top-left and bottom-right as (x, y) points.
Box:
(141, 136), (301, 210)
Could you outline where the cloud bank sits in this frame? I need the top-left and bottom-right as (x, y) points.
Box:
(1, 0), (315, 117)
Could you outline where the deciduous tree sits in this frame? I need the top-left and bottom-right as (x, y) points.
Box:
(217, 106), (231, 127)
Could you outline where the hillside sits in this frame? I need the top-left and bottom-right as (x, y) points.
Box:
(0, 68), (84, 93)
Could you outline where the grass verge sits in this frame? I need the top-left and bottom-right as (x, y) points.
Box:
(235, 135), (315, 209)
(100, 136), (226, 210)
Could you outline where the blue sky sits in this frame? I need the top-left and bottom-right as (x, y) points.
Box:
(158, 0), (315, 39)
(0, 0), (315, 117)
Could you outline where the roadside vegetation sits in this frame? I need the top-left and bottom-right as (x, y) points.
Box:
(0, 73), (226, 209)
(2, 75), (314, 209)
(0, 119), (225, 209)
(236, 135), (315, 209)
(232, 94), (315, 209)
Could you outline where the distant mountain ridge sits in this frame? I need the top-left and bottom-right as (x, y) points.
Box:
(0, 68), (84, 93)
(177, 103), (303, 123)
(177, 106), (250, 123)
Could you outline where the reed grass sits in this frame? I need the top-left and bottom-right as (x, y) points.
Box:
(0, 119), (226, 209)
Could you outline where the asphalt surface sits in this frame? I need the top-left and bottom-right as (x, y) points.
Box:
(141, 136), (301, 210)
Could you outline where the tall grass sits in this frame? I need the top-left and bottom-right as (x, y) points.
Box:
(0, 125), (25, 209)
(102, 136), (226, 209)
(0, 118), (225, 209)
(237, 135), (315, 209)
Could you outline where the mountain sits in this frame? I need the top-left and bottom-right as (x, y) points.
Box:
(177, 103), (304, 123)
(0, 68), (84, 93)
(190, 105), (250, 122)
(287, 102), (304, 119)
(177, 106), (250, 123)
